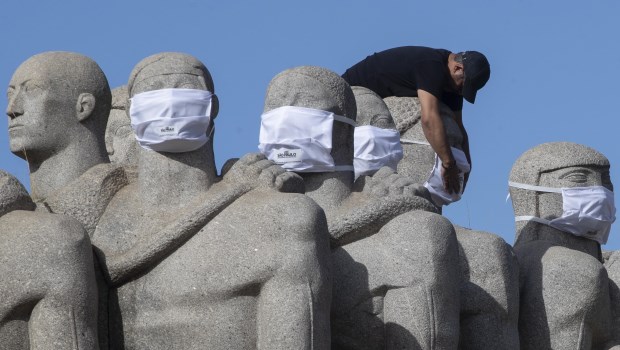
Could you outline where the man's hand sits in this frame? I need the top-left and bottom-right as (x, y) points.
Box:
(441, 161), (461, 194)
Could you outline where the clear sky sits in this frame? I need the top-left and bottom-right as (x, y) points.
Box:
(2, 0), (620, 249)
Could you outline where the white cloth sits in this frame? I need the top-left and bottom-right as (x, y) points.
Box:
(353, 126), (403, 177)
(509, 181), (616, 244)
(258, 106), (356, 172)
(424, 147), (471, 206)
(130, 88), (213, 152)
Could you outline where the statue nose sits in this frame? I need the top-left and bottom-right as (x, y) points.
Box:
(6, 95), (24, 119)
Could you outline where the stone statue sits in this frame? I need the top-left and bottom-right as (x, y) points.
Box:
(4, 51), (127, 349)
(105, 85), (138, 167)
(262, 67), (461, 349)
(91, 52), (331, 349)
(385, 96), (520, 349)
(0, 170), (98, 350)
(509, 142), (614, 349)
(605, 251), (620, 348)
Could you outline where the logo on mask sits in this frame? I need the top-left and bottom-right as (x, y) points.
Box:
(274, 149), (303, 164)
(158, 126), (176, 136)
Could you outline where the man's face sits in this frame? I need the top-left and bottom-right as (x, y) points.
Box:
(538, 165), (613, 218)
(6, 61), (76, 158)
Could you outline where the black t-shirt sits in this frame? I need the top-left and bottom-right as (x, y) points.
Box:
(342, 46), (463, 111)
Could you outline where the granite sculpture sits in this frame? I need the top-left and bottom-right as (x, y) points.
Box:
(605, 251), (620, 347)
(6, 52), (130, 350)
(105, 85), (138, 167)
(262, 67), (461, 349)
(0, 171), (98, 350)
(385, 96), (520, 349)
(91, 52), (331, 349)
(509, 142), (614, 350)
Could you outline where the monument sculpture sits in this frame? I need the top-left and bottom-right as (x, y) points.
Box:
(260, 66), (461, 349)
(0, 170), (98, 350)
(91, 52), (332, 349)
(509, 142), (615, 350)
(605, 251), (620, 347)
(105, 85), (138, 167)
(4, 51), (129, 350)
(385, 96), (520, 349)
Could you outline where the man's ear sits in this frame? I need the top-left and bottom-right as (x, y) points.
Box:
(210, 94), (219, 120)
(76, 93), (96, 122)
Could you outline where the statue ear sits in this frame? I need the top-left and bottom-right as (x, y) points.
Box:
(76, 93), (96, 122)
(210, 94), (219, 120)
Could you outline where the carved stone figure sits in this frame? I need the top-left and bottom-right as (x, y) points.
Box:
(105, 85), (138, 167)
(4, 51), (127, 349)
(509, 142), (615, 350)
(91, 52), (331, 349)
(0, 170), (98, 350)
(263, 67), (461, 349)
(385, 96), (520, 349)
(605, 251), (620, 348)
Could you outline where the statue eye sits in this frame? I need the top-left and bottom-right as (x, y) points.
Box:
(559, 170), (589, 183)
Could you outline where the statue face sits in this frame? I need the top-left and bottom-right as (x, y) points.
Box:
(537, 165), (613, 218)
(6, 62), (76, 157)
(131, 73), (207, 96)
(354, 92), (395, 129)
(264, 74), (339, 113)
(105, 108), (138, 165)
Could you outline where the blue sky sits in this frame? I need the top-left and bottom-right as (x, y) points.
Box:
(2, 0), (620, 249)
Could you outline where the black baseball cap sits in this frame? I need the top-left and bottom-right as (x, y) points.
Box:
(461, 51), (490, 104)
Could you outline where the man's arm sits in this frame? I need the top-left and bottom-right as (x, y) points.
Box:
(453, 110), (471, 190)
(418, 89), (460, 194)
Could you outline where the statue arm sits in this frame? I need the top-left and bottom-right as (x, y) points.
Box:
(330, 167), (437, 246)
(97, 153), (303, 287)
(97, 184), (248, 286)
(256, 203), (331, 350)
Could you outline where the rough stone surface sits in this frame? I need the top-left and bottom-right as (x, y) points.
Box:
(265, 69), (460, 349)
(605, 251), (620, 346)
(4, 51), (114, 349)
(91, 53), (331, 349)
(105, 85), (138, 166)
(509, 142), (613, 349)
(386, 95), (520, 349)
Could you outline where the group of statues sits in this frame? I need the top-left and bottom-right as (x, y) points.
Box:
(0, 51), (618, 349)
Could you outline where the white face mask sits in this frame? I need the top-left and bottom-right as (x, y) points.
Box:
(130, 88), (213, 153)
(509, 181), (616, 244)
(258, 106), (357, 172)
(353, 126), (403, 177)
(400, 139), (470, 206)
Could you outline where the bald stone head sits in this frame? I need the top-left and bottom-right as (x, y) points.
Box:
(6, 52), (111, 160)
(352, 86), (396, 129)
(0, 170), (35, 217)
(509, 142), (612, 238)
(384, 97), (462, 185)
(264, 66), (357, 167)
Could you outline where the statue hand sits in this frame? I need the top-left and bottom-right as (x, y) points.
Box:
(363, 166), (430, 199)
(221, 153), (304, 193)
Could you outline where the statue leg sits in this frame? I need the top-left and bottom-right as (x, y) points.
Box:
(455, 227), (519, 350)
(517, 242), (611, 350)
